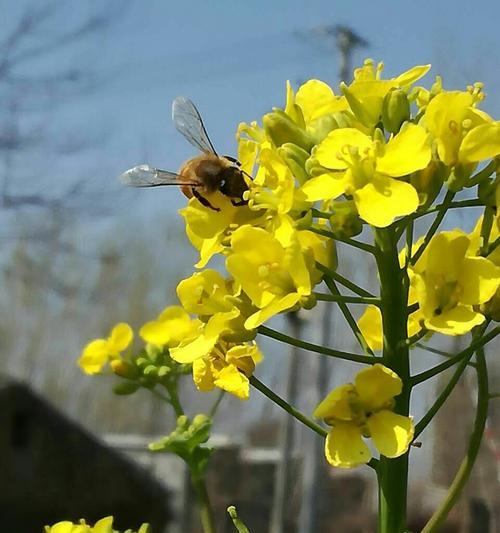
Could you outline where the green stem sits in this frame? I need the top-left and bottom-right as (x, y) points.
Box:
(227, 506), (250, 533)
(208, 390), (225, 417)
(309, 225), (377, 254)
(322, 276), (375, 356)
(413, 343), (476, 439)
(250, 376), (327, 438)
(466, 159), (497, 187)
(257, 325), (374, 364)
(487, 235), (500, 255)
(410, 190), (455, 265)
(317, 264), (375, 297)
(421, 347), (489, 533)
(373, 226), (411, 533)
(311, 208), (332, 219)
(313, 292), (381, 305)
(414, 342), (477, 368)
(405, 328), (428, 347)
(165, 381), (184, 417)
(489, 392), (500, 399)
(191, 473), (217, 533)
(411, 324), (497, 385)
(479, 205), (494, 256)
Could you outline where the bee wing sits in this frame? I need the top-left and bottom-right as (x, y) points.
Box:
(172, 96), (218, 155)
(119, 164), (202, 188)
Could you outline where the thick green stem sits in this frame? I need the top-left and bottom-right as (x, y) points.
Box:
(257, 325), (374, 364)
(191, 473), (217, 533)
(422, 347), (489, 532)
(374, 227), (411, 533)
(165, 381), (184, 417)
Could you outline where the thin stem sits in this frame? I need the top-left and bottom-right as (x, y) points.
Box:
(311, 208), (332, 219)
(313, 292), (381, 306)
(489, 392), (500, 399)
(413, 342), (476, 439)
(487, 235), (500, 256)
(164, 381), (184, 417)
(415, 342), (477, 368)
(309, 225), (377, 254)
(208, 390), (225, 418)
(250, 376), (327, 438)
(150, 387), (173, 404)
(227, 506), (250, 533)
(257, 325), (374, 365)
(191, 474), (217, 533)
(411, 190), (455, 265)
(317, 263), (375, 297)
(421, 347), (489, 532)
(411, 324), (497, 385)
(406, 328), (428, 347)
(466, 159), (497, 187)
(322, 276), (375, 356)
(479, 205), (494, 256)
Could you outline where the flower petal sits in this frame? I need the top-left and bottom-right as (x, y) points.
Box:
(170, 334), (216, 364)
(367, 411), (414, 458)
(458, 257), (500, 305)
(244, 293), (302, 329)
(354, 176), (419, 227)
(214, 364), (250, 400)
(192, 358), (215, 392)
(357, 305), (383, 351)
(355, 364), (402, 411)
(459, 122), (500, 164)
(78, 339), (109, 375)
(377, 123), (431, 177)
(301, 172), (348, 202)
(424, 305), (485, 335)
(313, 384), (356, 422)
(108, 323), (133, 353)
(315, 128), (372, 170)
(325, 425), (371, 468)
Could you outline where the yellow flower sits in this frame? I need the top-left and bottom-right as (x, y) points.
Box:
(424, 90), (499, 167)
(192, 341), (263, 400)
(139, 306), (200, 347)
(180, 196), (263, 268)
(410, 230), (500, 335)
(302, 123), (431, 227)
(45, 517), (149, 533)
(78, 323), (133, 375)
(226, 225), (314, 328)
(314, 364), (414, 468)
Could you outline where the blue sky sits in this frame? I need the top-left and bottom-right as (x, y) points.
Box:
(5, 0), (498, 221)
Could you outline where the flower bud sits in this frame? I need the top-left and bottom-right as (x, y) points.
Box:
(382, 88), (410, 133)
(480, 289), (500, 322)
(113, 380), (140, 395)
(411, 160), (447, 208)
(277, 143), (310, 185)
(110, 359), (139, 379)
(307, 113), (339, 144)
(305, 155), (328, 177)
(263, 111), (315, 151)
(447, 163), (475, 192)
(329, 200), (363, 238)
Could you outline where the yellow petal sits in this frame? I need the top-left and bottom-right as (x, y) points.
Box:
(377, 123), (431, 177)
(357, 305), (383, 351)
(213, 364), (250, 400)
(244, 293), (302, 329)
(78, 339), (109, 375)
(313, 383), (356, 421)
(459, 122), (500, 163)
(355, 364), (402, 411)
(93, 517), (114, 533)
(424, 305), (485, 335)
(296, 79), (344, 122)
(394, 64), (431, 87)
(315, 128), (372, 170)
(139, 321), (171, 346)
(301, 172), (348, 202)
(354, 176), (419, 227)
(108, 323), (133, 353)
(425, 230), (469, 279)
(170, 334), (216, 364)
(46, 523), (76, 533)
(192, 358), (215, 392)
(459, 257), (500, 305)
(367, 411), (414, 458)
(325, 425), (371, 468)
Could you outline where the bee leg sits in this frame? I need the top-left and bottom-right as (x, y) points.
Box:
(193, 189), (220, 211)
(231, 198), (248, 207)
(223, 155), (241, 166)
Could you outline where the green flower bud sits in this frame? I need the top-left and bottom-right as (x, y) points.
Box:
(382, 88), (410, 133)
(295, 209), (313, 230)
(447, 163), (475, 192)
(329, 200), (363, 238)
(277, 143), (310, 185)
(305, 155), (328, 177)
(307, 113), (339, 144)
(263, 111), (315, 151)
(411, 160), (447, 208)
(110, 359), (140, 379)
(340, 82), (378, 127)
(113, 380), (140, 396)
(301, 293), (317, 310)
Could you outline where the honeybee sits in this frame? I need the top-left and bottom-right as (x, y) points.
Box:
(120, 96), (249, 211)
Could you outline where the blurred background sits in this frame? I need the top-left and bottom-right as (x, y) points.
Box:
(1, 1), (500, 531)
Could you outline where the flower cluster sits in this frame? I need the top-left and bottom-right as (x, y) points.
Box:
(45, 517), (149, 533)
